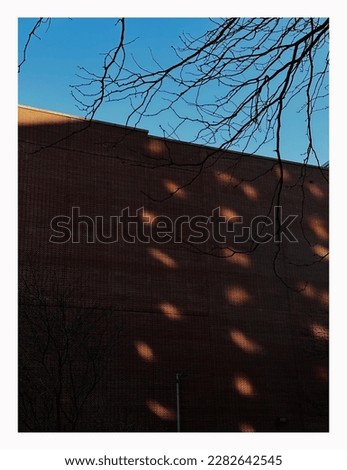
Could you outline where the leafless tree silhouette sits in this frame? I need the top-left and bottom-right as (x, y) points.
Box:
(71, 18), (328, 164)
(19, 17), (329, 286)
(70, 18), (329, 283)
(18, 18), (52, 73)
(18, 265), (123, 431)
(17, 19), (329, 431)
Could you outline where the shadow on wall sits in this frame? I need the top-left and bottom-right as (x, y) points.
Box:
(18, 107), (329, 432)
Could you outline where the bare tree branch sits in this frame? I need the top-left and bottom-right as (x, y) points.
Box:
(18, 18), (51, 73)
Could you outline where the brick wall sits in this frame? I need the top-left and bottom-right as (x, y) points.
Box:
(18, 106), (328, 432)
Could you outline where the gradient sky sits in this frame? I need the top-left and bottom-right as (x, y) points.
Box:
(18, 18), (329, 164)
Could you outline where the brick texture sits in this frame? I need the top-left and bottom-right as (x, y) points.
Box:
(18, 106), (328, 432)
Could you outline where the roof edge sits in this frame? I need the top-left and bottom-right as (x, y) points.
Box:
(18, 105), (149, 134)
(18, 105), (328, 171)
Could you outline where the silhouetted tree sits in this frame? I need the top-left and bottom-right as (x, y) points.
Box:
(18, 17), (329, 285)
(19, 265), (122, 431)
(71, 18), (328, 167)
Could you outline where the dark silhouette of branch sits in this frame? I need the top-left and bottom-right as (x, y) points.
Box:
(19, 263), (123, 431)
(20, 18), (329, 290)
(71, 18), (328, 161)
(18, 18), (51, 73)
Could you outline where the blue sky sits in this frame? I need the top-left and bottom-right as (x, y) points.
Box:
(18, 18), (329, 164)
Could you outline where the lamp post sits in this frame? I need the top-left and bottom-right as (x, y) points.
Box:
(176, 372), (182, 432)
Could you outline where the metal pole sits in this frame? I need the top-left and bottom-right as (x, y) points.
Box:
(176, 373), (181, 432)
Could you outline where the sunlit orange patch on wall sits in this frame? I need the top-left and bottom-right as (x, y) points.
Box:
(134, 341), (156, 362)
(215, 172), (258, 199)
(240, 182), (258, 200)
(233, 375), (255, 397)
(239, 422), (255, 432)
(225, 286), (251, 306)
(215, 171), (231, 185)
(146, 400), (176, 420)
(307, 182), (325, 199)
(146, 138), (167, 156)
(312, 244), (329, 260)
(299, 282), (328, 306)
(148, 248), (178, 269)
(215, 171), (238, 186)
(220, 206), (240, 220)
(163, 179), (187, 199)
(310, 323), (329, 341)
(226, 252), (251, 268)
(159, 302), (181, 320)
(273, 165), (293, 183)
(230, 329), (263, 354)
(19, 108), (73, 127)
(308, 216), (328, 241)
(141, 209), (157, 224)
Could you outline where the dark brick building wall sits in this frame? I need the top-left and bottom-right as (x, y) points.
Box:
(18, 106), (328, 432)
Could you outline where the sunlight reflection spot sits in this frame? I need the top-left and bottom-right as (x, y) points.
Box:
(230, 329), (263, 354)
(215, 171), (238, 186)
(164, 180), (187, 199)
(239, 422), (255, 432)
(274, 165), (292, 183)
(19, 110), (72, 126)
(307, 183), (325, 199)
(310, 323), (329, 341)
(146, 400), (176, 420)
(299, 283), (328, 306)
(312, 244), (328, 260)
(148, 248), (178, 269)
(308, 216), (328, 241)
(225, 286), (251, 306)
(226, 253), (251, 268)
(141, 209), (157, 225)
(215, 173), (258, 199)
(241, 182), (258, 200)
(146, 138), (166, 156)
(233, 375), (255, 397)
(134, 341), (155, 362)
(221, 207), (240, 220)
(159, 302), (181, 320)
